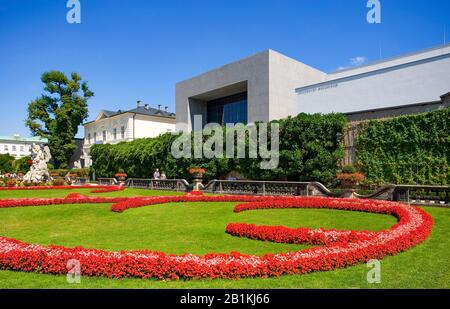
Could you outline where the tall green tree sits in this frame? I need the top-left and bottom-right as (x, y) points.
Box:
(26, 71), (94, 168)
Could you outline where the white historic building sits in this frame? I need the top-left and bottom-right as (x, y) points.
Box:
(0, 135), (48, 160)
(82, 102), (176, 167)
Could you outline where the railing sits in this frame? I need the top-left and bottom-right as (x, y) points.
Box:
(72, 178), (90, 185)
(202, 179), (450, 206)
(125, 178), (190, 192)
(392, 185), (450, 206)
(203, 180), (313, 196)
(97, 178), (118, 186)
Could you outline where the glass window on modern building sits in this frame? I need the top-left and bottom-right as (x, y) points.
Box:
(206, 92), (248, 125)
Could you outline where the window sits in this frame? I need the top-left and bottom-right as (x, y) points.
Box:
(4, 145), (8, 151)
(20, 145), (24, 152)
(113, 128), (117, 140)
(94, 132), (97, 142)
(121, 126), (125, 139)
(12, 146), (16, 152)
(206, 92), (248, 125)
(87, 133), (91, 144)
(102, 130), (107, 142)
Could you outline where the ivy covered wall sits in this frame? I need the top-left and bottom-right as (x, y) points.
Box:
(356, 108), (449, 185)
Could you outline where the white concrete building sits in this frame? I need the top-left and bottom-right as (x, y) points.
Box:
(296, 44), (450, 115)
(176, 49), (326, 131)
(83, 103), (176, 167)
(0, 135), (48, 160)
(176, 44), (450, 131)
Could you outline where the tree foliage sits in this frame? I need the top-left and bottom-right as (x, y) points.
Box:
(0, 154), (15, 174)
(356, 108), (450, 185)
(26, 71), (94, 168)
(13, 156), (31, 174)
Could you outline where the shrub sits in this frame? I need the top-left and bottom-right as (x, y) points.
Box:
(6, 179), (17, 187)
(72, 168), (89, 178)
(13, 156), (31, 174)
(52, 179), (66, 186)
(341, 165), (357, 174)
(0, 154), (15, 174)
(90, 113), (347, 186)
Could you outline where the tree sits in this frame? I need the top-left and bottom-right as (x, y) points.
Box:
(0, 154), (15, 174)
(26, 71), (94, 168)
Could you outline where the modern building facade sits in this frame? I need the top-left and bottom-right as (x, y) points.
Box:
(176, 44), (450, 131)
(176, 49), (326, 131)
(82, 103), (176, 167)
(0, 135), (48, 160)
(296, 44), (450, 115)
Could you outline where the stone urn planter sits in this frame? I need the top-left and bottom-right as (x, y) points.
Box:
(188, 167), (206, 193)
(336, 171), (365, 198)
(114, 173), (128, 185)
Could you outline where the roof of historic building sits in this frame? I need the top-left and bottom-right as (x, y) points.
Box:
(0, 135), (48, 143)
(84, 104), (176, 125)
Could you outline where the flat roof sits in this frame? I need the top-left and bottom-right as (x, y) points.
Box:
(296, 43), (450, 93)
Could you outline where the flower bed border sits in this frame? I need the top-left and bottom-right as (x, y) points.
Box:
(0, 185), (124, 193)
(0, 194), (433, 280)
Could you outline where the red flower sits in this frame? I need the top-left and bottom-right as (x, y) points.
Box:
(0, 194), (433, 280)
(0, 185), (124, 193)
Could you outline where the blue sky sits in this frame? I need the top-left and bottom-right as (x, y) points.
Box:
(0, 0), (449, 137)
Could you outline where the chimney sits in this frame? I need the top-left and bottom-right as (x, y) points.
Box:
(137, 100), (142, 108)
(158, 104), (162, 110)
(144, 104), (149, 110)
(165, 106), (168, 112)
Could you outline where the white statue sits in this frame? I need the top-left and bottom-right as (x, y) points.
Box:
(23, 144), (52, 184)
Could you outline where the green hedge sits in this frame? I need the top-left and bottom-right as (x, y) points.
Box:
(356, 108), (450, 185)
(90, 113), (347, 186)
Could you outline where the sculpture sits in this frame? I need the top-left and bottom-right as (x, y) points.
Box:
(23, 144), (52, 183)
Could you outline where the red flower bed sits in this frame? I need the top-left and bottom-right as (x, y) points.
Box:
(0, 195), (433, 280)
(0, 185), (124, 194)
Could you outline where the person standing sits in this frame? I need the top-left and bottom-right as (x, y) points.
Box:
(153, 168), (160, 180)
(160, 171), (167, 180)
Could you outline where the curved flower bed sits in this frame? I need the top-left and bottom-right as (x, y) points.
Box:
(0, 195), (433, 280)
(0, 185), (124, 193)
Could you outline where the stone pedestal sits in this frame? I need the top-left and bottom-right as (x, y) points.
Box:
(342, 189), (357, 198)
(192, 177), (203, 191)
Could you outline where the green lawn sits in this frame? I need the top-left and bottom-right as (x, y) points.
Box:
(0, 188), (448, 288)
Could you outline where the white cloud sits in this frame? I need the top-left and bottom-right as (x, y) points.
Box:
(337, 56), (368, 71)
(350, 56), (367, 66)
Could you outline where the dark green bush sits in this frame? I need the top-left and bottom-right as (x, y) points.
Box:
(90, 113), (347, 186)
(341, 165), (357, 174)
(0, 154), (15, 174)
